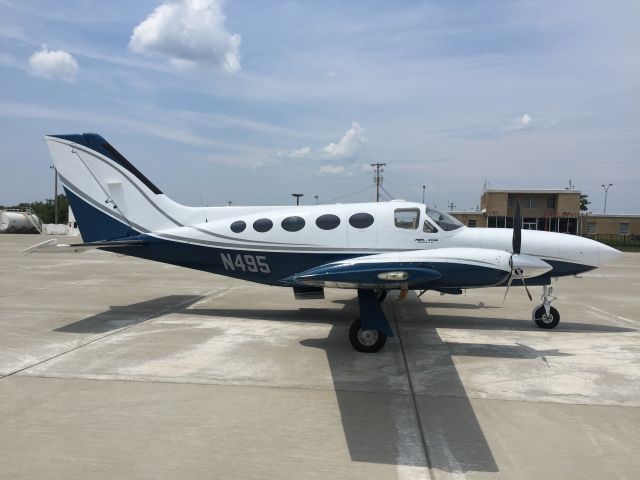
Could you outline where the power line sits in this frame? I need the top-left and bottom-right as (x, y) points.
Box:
(380, 184), (396, 200)
(321, 184), (374, 204)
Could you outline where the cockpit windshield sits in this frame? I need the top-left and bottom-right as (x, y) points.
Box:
(425, 207), (464, 231)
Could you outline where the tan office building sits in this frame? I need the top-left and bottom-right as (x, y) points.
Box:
(451, 189), (639, 236)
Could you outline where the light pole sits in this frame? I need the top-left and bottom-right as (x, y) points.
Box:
(292, 193), (303, 206)
(601, 183), (613, 214)
(50, 165), (58, 224)
(314, 194), (318, 205)
(422, 185), (426, 204)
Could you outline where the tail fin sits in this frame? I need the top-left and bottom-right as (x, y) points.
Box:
(45, 133), (181, 242)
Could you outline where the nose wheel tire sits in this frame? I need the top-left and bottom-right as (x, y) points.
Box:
(532, 305), (560, 329)
(349, 318), (387, 353)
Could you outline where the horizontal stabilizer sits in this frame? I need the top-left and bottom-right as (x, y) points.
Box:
(23, 238), (145, 255)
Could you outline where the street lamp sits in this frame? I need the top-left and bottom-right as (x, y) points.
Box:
(50, 165), (58, 224)
(292, 193), (303, 206)
(601, 183), (613, 214)
(422, 185), (426, 204)
(314, 194), (318, 205)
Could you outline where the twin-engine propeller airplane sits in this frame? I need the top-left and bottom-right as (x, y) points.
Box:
(27, 133), (621, 352)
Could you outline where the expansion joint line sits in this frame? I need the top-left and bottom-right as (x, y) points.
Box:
(390, 298), (435, 477)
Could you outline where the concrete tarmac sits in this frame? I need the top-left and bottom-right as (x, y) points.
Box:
(1, 234), (639, 479)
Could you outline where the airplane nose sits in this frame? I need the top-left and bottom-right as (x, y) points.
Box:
(598, 243), (622, 266)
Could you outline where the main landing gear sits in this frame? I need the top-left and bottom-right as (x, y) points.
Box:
(532, 285), (560, 329)
(349, 289), (394, 353)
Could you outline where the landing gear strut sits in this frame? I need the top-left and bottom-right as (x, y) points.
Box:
(532, 285), (560, 329)
(349, 289), (394, 353)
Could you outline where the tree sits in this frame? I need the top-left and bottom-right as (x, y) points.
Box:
(29, 195), (69, 224)
(580, 194), (591, 211)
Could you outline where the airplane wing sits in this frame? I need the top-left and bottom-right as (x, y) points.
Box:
(23, 238), (146, 255)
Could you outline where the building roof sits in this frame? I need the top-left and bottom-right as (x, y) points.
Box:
(482, 189), (581, 195)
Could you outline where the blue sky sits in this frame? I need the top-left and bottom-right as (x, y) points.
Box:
(1, 0), (638, 213)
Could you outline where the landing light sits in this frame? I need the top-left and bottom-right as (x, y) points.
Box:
(377, 271), (409, 281)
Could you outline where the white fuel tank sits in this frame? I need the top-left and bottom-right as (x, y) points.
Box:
(0, 211), (40, 233)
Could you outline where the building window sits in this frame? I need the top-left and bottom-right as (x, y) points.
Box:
(488, 216), (496, 228)
(281, 216), (305, 232)
(507, 198), (516, 208)
(253, 218), (273, 233)
(468, 219), (477, 227)
(523, 218), (537, 230)
(547, 197), (556, 209)
(522, 197), (537, 208)
(230, 220), (246, 233)
(587, 222), (596, 234)
(394, 208), (420, 229)
(620, 223), (630, 235)
(348, 213), (374, 229)
(316, 214), (340, 230)
(496, 217), (506, 228)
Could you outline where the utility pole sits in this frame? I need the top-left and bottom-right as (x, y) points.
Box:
(370, 163), (386, 202)
(50, 165), (58, 224)
(292, 193), (303, 206)
(447, 201), (456, 211)
(422, 185), (426, 204)
(601, 183), (613, 214)
(314, 194), (319, 205)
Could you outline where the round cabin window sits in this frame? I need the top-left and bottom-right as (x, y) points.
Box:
(230, 220), (246, 233)
(315, 214), (341, 230)
(253, 218), (273, 233)
(348, 212), (374, 229)
(281, 216), (305, 232)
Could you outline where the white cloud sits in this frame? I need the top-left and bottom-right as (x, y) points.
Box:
(321, 121), (368, 158)
(318, 164), (348, 176)
(520, 113), (532, 126)
(287, 146), (311, 158)
(28, 46), (78, 82)
(129, 0), (241, 74)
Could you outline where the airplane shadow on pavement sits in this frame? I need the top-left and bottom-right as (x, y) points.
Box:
(300, 292), (634, 474)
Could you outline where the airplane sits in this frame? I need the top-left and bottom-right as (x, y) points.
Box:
(26, 133), (622, 353)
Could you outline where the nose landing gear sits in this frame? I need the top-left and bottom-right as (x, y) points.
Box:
(532, 285), (560, 329)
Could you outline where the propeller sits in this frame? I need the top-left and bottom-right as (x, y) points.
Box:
(503, 201), (533, 302)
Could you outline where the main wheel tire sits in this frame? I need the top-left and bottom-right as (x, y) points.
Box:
(532, 305), (560, 329)
(349, 318), (387, 353)
(375, 290), (388, 303)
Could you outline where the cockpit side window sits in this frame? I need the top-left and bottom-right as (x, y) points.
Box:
(425, 207), (464, 231)
(394, 208), (420, 229)
(423, 219), (438, 233)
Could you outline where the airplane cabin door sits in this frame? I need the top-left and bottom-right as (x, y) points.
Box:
(347, 212), (377, 248)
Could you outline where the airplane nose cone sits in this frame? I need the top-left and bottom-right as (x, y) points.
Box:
(598, 243), (622, 266)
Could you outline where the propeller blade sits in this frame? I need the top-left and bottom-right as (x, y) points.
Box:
(502, 272), (514, 302)
(520, 276), (533, 301)
(513, 201), (522, 254)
